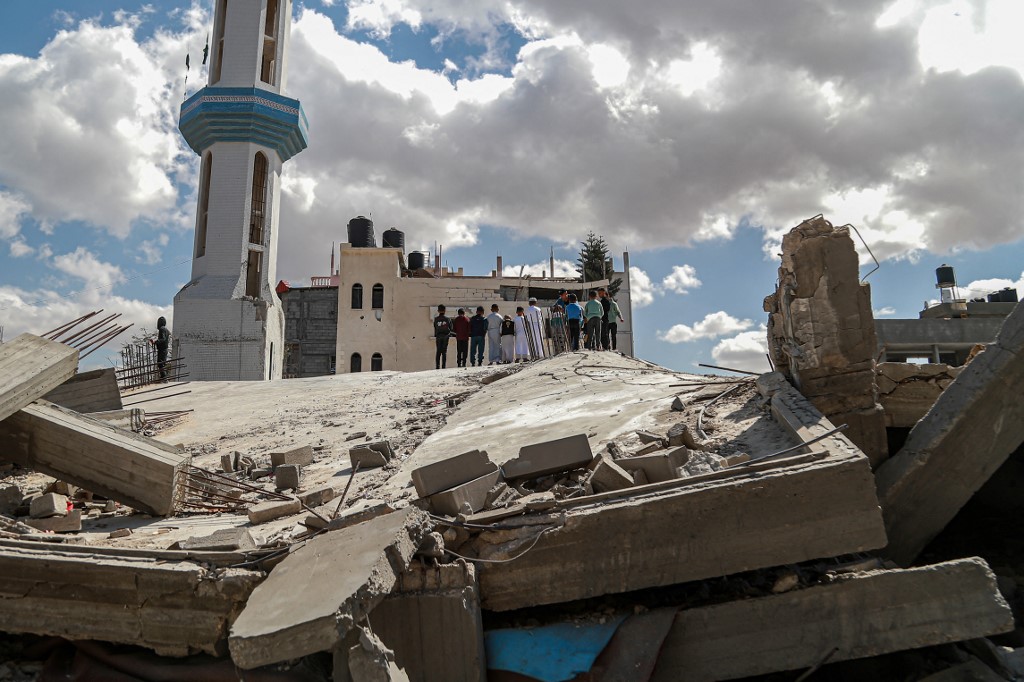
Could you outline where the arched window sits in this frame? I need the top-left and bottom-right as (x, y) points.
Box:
(195, 152), (212, 257)
(211, 0), (227, 84)
(351, 283), (363, 309)
(249, 152), (268, 244)
(371, 283), (384, 309)
(350, 353), (362, 373)
(371, 353), (383, 371)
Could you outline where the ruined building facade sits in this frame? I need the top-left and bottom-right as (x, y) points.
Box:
(173, 0), (308, 381)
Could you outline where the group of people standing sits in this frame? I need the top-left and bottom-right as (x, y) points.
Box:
(431, 287), (624, 369)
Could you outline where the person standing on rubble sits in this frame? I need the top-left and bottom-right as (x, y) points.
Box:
(500, 314), (516, 363)
(565, 294), (583, 351)
(514, 306), (530, 362)
(607, 296), (624, 352)
(526, 297), (545, 358)
(453, 308), (471, 368)
(152, 316), (171, 380)
(486, 304), (503, 365)
(583, 291), (603, 351)
(469, 306), (488, 367)
(598, 288), (612, 351)
(433, 305), (453, 370)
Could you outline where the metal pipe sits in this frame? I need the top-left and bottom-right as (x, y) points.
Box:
(697, 363), (761, 376)
(122, 390), (191, 406)
(42, 310), (100, 339)
(697, 383), (746, 440)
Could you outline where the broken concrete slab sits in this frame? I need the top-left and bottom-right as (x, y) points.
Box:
(0, 542), (261, 657)
(0, 484), (21, 515)
(876, 300), (1024, 565)
(24, 509), (81, 533)
(586, 454), (634, 493)
(373, 562), (486, 682)
(275, 463), (302, 491)
(298, 485), (336, 508)
(428, 463), (502, 516)
(29, 492), (67, 518)
(180, 528), (256, 552)
(247, 498), (301, 524)
(411, 449), (494, 499)
(42, 367), (122, 414)
(478, 443), (885, 611)
(501, 434), (593, 481)
(347, 627), (409, 682)
(220, 453), (234, 472)
(270, 444), (315, 468)
(0, 333), (79, 424)
(0, 400), (189, 516)
(667, 422), (702, 449)
(350, 446), (389, 469)
(650, 558), (1013, 681)
(636, 430), (665, 445)
(229, 507), (431, 669)
(876, 362), (961, 428)
(617, 448), (689, 483)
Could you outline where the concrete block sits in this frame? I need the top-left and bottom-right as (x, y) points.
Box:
(0, 333), (79, 424)
(229, 508), (431, 669)
(350, 447), (389, 469)
(373, 563), (486, 682)
(220, 453), (234, 473)
(29, 493), (67, 519)
(617, 448), (689, 483)
(108, 528), (132, 539)
(636, 430), (664, 445)
(411, 450), (494, 498)
(181, 527), (256, 552)
(587, 454), (634, 493)
(634, 442), (663, 456)
(270, 445), (315, 468)
(248, 498), (301, 524)
(299, 485), (336, 508)
(501, 434), (593, 481)
(275, 464), (302, 491)
(0, 483), (21, 515)
(722, 453), (751, 467)
(25, 509), (81, 533)
(667, 422), (701, 449)
(428, 464), (502, 516)
(651, 558), (1013, 681)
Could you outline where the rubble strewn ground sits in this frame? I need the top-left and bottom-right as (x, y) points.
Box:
(2, 217), (1024, 681)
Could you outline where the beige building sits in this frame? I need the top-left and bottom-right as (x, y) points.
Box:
(333, 244), (634, 373)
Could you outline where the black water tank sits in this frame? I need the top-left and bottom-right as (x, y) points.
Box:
(935, 264), (956, 287)
(382, 228), (405, 251)
(347, 216), (375, 248)
(408, 252), (426, 270)
(987, 292), (1001, 302)
(1000, 287), (1019, 303)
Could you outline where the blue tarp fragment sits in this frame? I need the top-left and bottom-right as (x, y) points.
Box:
(484, 615), (627, 682)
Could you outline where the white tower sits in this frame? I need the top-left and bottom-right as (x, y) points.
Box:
(173, 0), (308, 380)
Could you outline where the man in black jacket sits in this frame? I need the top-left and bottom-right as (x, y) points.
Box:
(469, 306), (488, 367)
(598, 288), (611, 351)
(433, 305), (452, 369)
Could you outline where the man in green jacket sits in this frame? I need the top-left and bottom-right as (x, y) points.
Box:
(583, 290), (604, 351)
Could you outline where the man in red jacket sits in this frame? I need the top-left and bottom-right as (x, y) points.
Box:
(453, 308), (471, 368)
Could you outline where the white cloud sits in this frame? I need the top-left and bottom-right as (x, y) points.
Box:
(137, 233), (170, 265)
(874, 306), (897, 316)
(629, 266), (655, 308)
(658, 311), (753, 343)
(710, 326), (771, 373)
(502, 258), (577, 278)
(0, 190), (31, 239)
(52, 247), (125, 289)
(960, 271), (1024, 301)
(8, 239), (33, 258)
(661, 264), (702, 295)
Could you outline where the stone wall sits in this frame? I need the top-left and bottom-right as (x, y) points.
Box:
(763, 216), (888, 466)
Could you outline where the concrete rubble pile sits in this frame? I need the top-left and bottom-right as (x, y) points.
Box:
(0, 220), (1023, 681)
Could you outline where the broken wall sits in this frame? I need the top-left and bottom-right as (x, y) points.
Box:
(764, 215), (888, 466)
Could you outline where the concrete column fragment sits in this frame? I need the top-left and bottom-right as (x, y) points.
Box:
(0, 333), (79, 423)
(651, 558), (1013, 681)
(501, 434), (593, 480)
(876, 300), (1024, 565)
(229, 507), (431, 669)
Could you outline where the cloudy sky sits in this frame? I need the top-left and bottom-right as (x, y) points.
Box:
(0, 0), (1022, 372)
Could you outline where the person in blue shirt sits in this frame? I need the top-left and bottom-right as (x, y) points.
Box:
(469, 306), (488, 367)
(564, 293), (583, 351)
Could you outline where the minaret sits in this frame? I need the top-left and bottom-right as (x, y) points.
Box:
(173, 0), (308, 381)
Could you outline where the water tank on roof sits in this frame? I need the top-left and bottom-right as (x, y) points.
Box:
(382, 228), (405, 251)
(408, 251), (426, 271)
(987, 292), (1002, 303)
(935, 264), (956, 288)
(999, 287), (1019, 303)
(347, 216), (375, 248)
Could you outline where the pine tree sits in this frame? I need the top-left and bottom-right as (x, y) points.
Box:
(576, 232), (622, 297)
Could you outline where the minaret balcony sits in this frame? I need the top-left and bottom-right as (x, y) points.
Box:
(179, 86), (309, 162)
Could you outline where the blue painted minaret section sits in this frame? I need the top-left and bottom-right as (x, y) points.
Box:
(173, 0), (307, 381)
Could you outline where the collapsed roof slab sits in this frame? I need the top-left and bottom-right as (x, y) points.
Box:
(0, 333), (79, 423)
(650, 557), (1013, 681)
(0, 400), (189, 516)
(228, 507), (431, 670)
(876, 300), (1024, 566)
(0, 541), (261, 657)
(477, 371), (886, 611)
